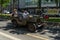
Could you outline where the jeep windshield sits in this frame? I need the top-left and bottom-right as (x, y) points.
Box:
(28, 9), (41, 15)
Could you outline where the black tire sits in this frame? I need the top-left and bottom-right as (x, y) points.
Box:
(12, 20), (18, 28)
(28, 24), (36, 32)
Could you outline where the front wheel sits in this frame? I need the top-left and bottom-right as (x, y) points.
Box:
(28, 24), (36, 32)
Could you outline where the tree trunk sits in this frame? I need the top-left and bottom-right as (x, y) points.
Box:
(55, 0), (58, 8)
(38, 0), (41, 8)
(59, 0), (60, 7)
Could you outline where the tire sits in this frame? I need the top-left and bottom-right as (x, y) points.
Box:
(28, 23), (36, 32)
(12, 20), (18, 28)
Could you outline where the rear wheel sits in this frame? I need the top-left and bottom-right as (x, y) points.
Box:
(28, 24), (36, 32)
(12, 20), (18, 28)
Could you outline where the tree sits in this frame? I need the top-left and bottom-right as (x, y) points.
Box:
(59, 0), (60, 7)
(38, 0), (41, 8)
(0, 0), (10, 12)
(12, 0), (17, 9)
(1, 0), (10, 8)
(55, 0), (58, 7)
(0, 0), (3, 12)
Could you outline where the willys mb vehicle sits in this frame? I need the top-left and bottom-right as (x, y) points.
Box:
(11, 12), (45, 32)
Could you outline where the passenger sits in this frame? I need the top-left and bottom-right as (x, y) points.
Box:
(22, 10), (29, 19)
(44, 15), (49, 20)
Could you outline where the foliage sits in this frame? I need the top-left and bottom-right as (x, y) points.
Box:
(38, 0), (41, 7)
(41, 17), (60, 22)
(0, 0), (10, 8)
(0, 13), (11, 19)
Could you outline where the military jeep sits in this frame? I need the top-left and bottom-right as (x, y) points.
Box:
(11, 13), (45, 32)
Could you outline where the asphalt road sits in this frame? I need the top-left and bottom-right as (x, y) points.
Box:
(0, 20), (60, 40)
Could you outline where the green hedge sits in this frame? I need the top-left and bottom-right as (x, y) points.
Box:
(0, 14), (60, 22)
(41, 18), (60, 22)
(47, 19), (60, 22)
(0, 14), (11, 19)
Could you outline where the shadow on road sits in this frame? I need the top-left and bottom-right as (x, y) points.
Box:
(0, 22), (60, 40)
(0, 22), (34, 35)
(45, 22), (60, 40)
(49, 36), (60, 40)
(0, 18), (8, 21)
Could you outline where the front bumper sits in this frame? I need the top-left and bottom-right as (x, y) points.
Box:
(33, 23), (44, 28)
(38, 25), (43, 27)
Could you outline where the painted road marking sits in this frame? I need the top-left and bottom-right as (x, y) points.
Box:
(0, 31), (49, 40)
(26, 34), (49, 40)
(0, 32), (21, 40)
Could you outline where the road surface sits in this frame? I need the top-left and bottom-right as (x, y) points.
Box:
(0, 20), (60, 40)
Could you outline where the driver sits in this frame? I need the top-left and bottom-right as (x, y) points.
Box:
(11, 9), (18, 16)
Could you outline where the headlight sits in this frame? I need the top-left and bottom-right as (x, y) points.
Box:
(29, 15), (33, 18)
